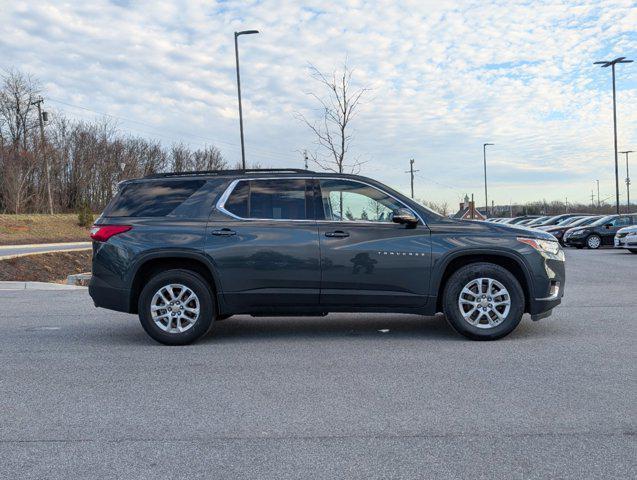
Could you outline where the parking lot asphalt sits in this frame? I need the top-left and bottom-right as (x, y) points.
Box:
(0, 248), (635, 479)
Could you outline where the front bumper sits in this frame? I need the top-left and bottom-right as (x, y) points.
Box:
(564, 234), (587, 247)
(614, 235), (637, 249)
(525, 249), (565, 318)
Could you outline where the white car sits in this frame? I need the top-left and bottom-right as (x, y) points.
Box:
(614, 225), (637, 253)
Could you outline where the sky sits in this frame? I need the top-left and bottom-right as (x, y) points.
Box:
(1, 0), (636, 209)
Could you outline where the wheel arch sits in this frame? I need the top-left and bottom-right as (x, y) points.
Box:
(128, 251), (222, 314)
(433, 250), (533, 313)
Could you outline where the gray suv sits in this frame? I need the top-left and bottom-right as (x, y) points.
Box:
(89, 169), (565, 345)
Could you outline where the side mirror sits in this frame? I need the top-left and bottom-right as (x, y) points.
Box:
(392, 208), (418, 225)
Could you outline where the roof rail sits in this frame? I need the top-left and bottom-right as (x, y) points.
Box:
(143, 168), (313, 179)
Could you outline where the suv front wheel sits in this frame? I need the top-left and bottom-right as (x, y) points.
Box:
(443, 263), (525, 340)
(138, 269), (215, 345)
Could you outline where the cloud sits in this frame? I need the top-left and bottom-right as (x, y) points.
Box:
(0, 0), (635, 207)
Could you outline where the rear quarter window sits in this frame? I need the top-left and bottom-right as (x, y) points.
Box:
(104, 180), (206, 217)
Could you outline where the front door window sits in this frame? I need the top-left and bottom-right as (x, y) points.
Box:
(318, 179), (412, 222)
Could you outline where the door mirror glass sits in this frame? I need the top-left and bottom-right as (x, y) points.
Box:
(392, 208), (418, 225)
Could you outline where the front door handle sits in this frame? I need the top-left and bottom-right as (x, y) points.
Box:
(211, 228), (236, 236)
(325, 230), (349, 238)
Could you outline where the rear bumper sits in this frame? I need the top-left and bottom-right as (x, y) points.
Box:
(88, 275), (130, 313)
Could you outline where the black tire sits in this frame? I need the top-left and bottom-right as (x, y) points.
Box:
(586, 234), (602, 249)
(442, 262), (525, 341)
(575, 246), (584, 249)
(629, 249), (637, 254)
(216, 314), (232, 321)
(138, 269), (215, 345)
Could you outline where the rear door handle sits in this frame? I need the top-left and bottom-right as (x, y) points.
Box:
(211, 228), (236, 236)
(325, 230), (349, 238)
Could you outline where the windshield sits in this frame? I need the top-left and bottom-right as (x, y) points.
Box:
(538, 215), (563, 225)
(567, 216), (596, 227)
(557, 216), (582, 226)
(588, 215), (616, 227)
(527, 216), (549, 225)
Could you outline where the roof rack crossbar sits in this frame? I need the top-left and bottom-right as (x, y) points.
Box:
(143, 168), (313, 179)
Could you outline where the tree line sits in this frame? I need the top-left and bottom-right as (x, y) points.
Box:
(0, 70), (227, 214)
(1, 68), (618, 218)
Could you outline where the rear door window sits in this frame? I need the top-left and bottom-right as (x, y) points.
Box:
(104, 180), (205, 217)
(223, 179), (311, 220)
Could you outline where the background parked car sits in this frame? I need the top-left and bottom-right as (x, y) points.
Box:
(516, 217), (541, 225)
(564, 214), (637, 249)
(525, 216), (552, 227)
(614, 225), (637, 253)
(543, 216), (602, 245)
(534, 214), (588, 230)
(507, 215), (541, 225)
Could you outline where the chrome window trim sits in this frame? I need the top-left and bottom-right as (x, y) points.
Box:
(215, 177), (425, 225)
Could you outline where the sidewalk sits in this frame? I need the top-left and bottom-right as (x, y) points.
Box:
(0, 242), (91, 260)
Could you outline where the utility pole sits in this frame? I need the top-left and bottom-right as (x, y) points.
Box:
(303, 150), (309, 170)
(594, 57), (633, 214)
(619, 150), (633, 213)
(405, 159), (419, 198)
(31, 97), (53, 214)
(234, 29), (259, 170)
(483, 143), (494, 217)
(590, 190), (595, 209)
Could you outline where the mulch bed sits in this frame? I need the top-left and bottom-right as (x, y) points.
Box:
(0, 250), (92, 283)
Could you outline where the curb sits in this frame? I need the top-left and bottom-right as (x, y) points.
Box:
(0, 281), (87, 290)
(67, 272), (92, 286)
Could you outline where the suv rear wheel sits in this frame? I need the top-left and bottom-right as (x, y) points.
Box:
(138, 269), (214, 345)
(443, 263), (525, 340)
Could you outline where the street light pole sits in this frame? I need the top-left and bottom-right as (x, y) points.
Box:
(483, 143), (494, 217)
(596, 179), (600, 208)
(234, 30), (259, 170)
(594, 57), (633, 214)
(619, 150), (633, 213)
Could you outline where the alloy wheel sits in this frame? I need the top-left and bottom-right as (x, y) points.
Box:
(150, 284), (200, 333)
(587, 235), (601, 249)
(458, 277), (511, 329)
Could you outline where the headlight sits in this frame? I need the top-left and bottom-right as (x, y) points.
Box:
(518, 237), (561, 255)
(569, 229), (585, 235)
(627, 232), (637, 237)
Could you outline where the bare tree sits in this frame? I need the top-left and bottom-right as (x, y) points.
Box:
(419, 199), (450, 216)
(0, 68), (231, 214)
(0, 70), (41, 213)
(297, 62), (368, 174)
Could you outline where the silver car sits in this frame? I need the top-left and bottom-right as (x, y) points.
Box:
(614, 225), (637, 253)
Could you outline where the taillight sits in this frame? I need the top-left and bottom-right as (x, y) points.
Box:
(90, 225), (132, 242)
